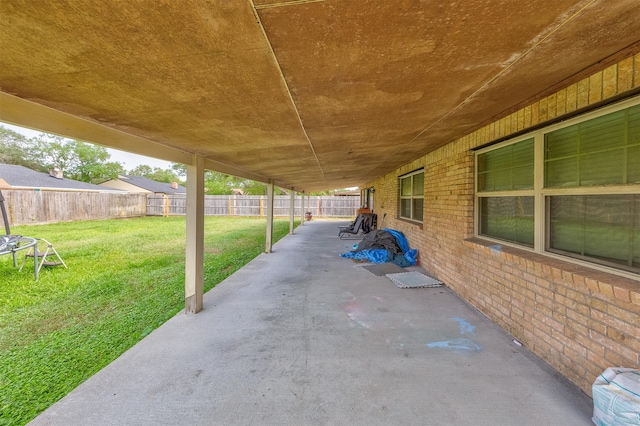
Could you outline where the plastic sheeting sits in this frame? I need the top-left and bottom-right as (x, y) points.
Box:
(592, 367), (640, 425)
(340, 248), (392, 264)
(383, 228), (409, 253)
(339, 228), (418, 266)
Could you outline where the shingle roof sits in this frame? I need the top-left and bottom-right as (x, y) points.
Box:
(0, 164), (123, 191)
(115, 175), (186, 194)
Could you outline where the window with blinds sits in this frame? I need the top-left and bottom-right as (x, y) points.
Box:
(480, 196), (534, 247)
(399, 169), (424, 222)
(478, 138), (534, 191)
(477, 138), (535, 246)
(474, 98), (640, 276)
(548, 194), (639, 272)
(545, 105), (640, 187)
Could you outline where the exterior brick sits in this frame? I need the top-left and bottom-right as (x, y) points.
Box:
(607, 304), (639, 329)
(598, 282), (615, 298)
(605, 348), (637, 368)
(602, 64), (618, 98)
(590, 330), (638, 364)
(565, 84), (577, 113)
(577, 78), (590, 108)
(608, 328), (640, 353)
(618, 56), (634, 92)
(365, 53), (640, 395)
(589, 298), (608, 313)
(613, 286), (631, 303)
(589, 72), (603, 104)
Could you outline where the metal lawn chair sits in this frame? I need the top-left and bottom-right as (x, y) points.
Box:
(338, 213), (377, 239)
(0, 189), (66, 280)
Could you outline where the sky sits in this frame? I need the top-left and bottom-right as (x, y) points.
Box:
(1, 122), (173, 171)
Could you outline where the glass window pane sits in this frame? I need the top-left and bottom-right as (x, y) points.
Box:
(546, 157), (578, 188)
(478, 139), (533, 191)
(400, 199), (411, 218)
(630, 105), (640, 143)
(546, 107), (638, 188)
(413, 198), (424, 221)
(629, 143), (640, 184)
(579, 110), (625, 153)
(491, 168), (513, 191)
(512, 139), (534, 165)
(629, 105), (640, 183)
(549, 194), (639, 271)
(479, 196), (534, 247)
(545, 126), (577, 160)
(580, 150), (624, 186)
(478, 146), (509, 173)
(400, 177), (412, 196)
(580, 111), (625, 150)
(513, 163), (534, 189)
(413, 173), (424, 196)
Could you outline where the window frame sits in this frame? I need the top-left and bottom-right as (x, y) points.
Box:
(474, 95), (640, 279)
(399, 169), (424, 223)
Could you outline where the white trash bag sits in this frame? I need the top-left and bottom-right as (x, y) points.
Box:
(592, 367), (640, 425)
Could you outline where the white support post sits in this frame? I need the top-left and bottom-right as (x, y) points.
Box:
(300, 193), (305, 225)
(289, 189), (295, 234)
(265, 180), (274, 253)
(185, 154), (205, 314)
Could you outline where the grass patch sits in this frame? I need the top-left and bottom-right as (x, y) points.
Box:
(0, 216), (296, 425)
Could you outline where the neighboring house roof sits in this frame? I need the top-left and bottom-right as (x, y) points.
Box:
(0, 163), (122, 192)
(100, 175), (186, 194)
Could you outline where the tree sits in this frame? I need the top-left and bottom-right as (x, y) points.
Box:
(129, 165), (154, 177)
(0, 126), (40, 169)
(129, 165), (182, 184)
(170, 163), (296, 195)
(31, 134), (125, 183)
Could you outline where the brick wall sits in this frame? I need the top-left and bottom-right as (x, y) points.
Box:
(367, 53), (640, 395)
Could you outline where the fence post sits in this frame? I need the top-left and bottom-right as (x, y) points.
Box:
(185, 154), (205, 314)
(4, 191), (360, 223)
(265, 181), (274, 253)
(289, 189), (295, 234)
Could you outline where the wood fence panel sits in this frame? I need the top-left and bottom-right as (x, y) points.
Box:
(204, 196), (229, 216)
(146, 194), (166, 216)
(169, 195), (187, 216)
(1, 190), (360, 225)
(2, 189), (147, 226)
(153, 194), (360, 217)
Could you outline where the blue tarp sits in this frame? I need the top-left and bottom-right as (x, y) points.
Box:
(339, 248), (391, 264)
(339, 228), (418, 266)
(383, 228), (410, 253)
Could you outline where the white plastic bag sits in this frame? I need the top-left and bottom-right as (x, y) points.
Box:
(592, 367), (640, 425)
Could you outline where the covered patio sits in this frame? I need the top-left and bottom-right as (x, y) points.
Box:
(2, 1), (639, 315)
(30, 220), (592, 425)
(2, 0), (639, 413)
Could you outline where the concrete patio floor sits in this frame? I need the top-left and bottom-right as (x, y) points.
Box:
(31, 220), (593, 425)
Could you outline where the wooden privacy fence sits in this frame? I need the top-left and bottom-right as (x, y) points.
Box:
(1, 190), (360, 225)
(2, 189), (147, 226)
(147, 195), (361, 217)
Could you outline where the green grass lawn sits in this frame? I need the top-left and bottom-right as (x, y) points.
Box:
(0, 216), (297, 425)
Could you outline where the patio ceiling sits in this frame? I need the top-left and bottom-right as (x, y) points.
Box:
(1, 0), (639, 192)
